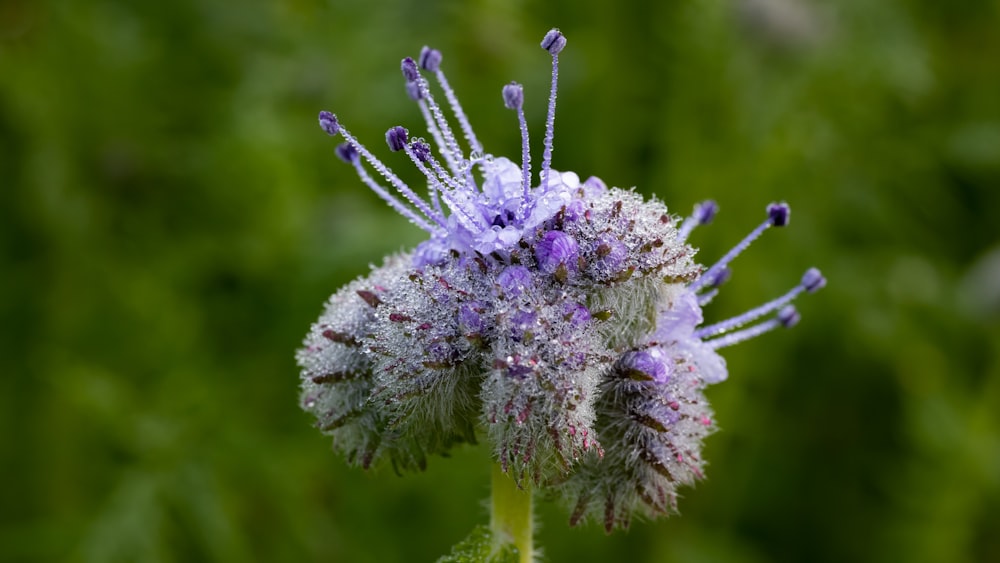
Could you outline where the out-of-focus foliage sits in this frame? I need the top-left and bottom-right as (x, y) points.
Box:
(2, 0), (998, 562)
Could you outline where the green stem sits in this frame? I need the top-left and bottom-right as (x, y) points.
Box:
(490, 463), (533, 563)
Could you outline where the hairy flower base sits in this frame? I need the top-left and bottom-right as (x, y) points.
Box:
(299, 181), (719, 529)
(300, 27), (824, 532)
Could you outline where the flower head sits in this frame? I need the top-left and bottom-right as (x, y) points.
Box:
(299, 28), (824, 531)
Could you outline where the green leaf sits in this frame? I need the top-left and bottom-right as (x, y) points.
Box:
(436, 525), (518, 563)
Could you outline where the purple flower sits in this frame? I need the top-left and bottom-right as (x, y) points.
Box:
(300, 27), (825, 531)
(534, 230), (579, 276)
(619, 349), (671, 384)
(496, 265), (532, 297)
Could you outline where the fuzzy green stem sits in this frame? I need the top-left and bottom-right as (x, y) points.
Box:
(490, 463), (533, 563)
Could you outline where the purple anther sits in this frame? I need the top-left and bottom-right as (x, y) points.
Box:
(386, 126), (408, 152)
(705, 266), (731, 288)
(335, 142), (358, 163)
(695, 200), (718, 224)
(419, 46), (442, 71)
(318, 111), (339, 136)
(534, 230), (579, 275)
(801, 267), (826, 293)
(497, 265), (533, 297)
(411, 140), (431, 163)
(541, 28), (567, 55)
(778, 305), (800, 328)
(401, 57), (420, 81)
(502, 82), (524, 110)
(405, 80), (423, 100)
(620, 349), (670, 384)
(767, 202), (790, 227)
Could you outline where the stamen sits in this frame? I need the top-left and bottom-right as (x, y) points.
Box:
(541, 28), (568, 55)
(418, 47), (442, 71)
(376, 126), (448, 225)
(676, 200), (718, 243)
(539, 28), (565, 194)
(690, 202), (790, 293)
(697, 289), (719, 307)
(319, 111), (340, 136)
(424, 150), (464, 192)
(386, 126), (409, 153)
(401, 57), (420, 82)
(696, 266), (730, 306)
(410, 141), (444, 216)
(405, 81), (423, 101)
(412, 92), (458, 174)
(410, 140), (431, 163)
(347, 154), (439, 234)
(405, 60), (466, 177)
(705, 306), (800, 350)
(801, 267), (826, 293)
(778, 305), (800, 327)
(335, 142), (358, 164)
(418, 145), (490, 229)
(694, 268), (824, 339)
(422, 46), (483, 156)
(326, 116), (445, 232)
(403, 140), (481, 231)
(404, 73), (459, 174)
(768, 202), (790, 226)
(503, 82), (532, 210)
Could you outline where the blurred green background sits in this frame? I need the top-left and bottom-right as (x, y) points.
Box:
(2, 0), (999, 561)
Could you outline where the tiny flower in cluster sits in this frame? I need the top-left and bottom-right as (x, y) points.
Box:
(299, 28), (825, 532)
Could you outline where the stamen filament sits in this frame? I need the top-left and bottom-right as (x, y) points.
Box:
(705, 317), (781, 349)
(540, 50), (559, 194)
(516, 104), (532, 213)
(435, 69), (483, 156)
(691, 217), (772, 293)
(414, 76), (466, 174)
(404, 145), (481, 232)
(697, 288), (719, 306)
(676, 200), (718, 243)
(339, 125), (445, 229)
(351, 159), (440, 234)
(694, 284), (804, 339)
(417, 99), (460, 175)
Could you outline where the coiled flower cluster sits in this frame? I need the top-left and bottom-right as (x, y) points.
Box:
(298, 29), (824, 531)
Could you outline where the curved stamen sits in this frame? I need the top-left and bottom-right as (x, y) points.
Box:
(503, 82), (532, 213)
(418, 147), (489, 229)
(408, 140), (443, 215)
(379, 125), (448, 226)
(694, 268), (825, 339)
(421, 46), (484, 156)
(333, 141), (440, 234)
(403, 57), (466, 175)
(676, 200), (718, 244)
(690, 203), (790, 293)
(539, 28), (565, 194)
(705, 305), (800, 350)
(408, 82), (460, 176)
(403, 141), (482, 231)
(696, 266), (730, 306)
